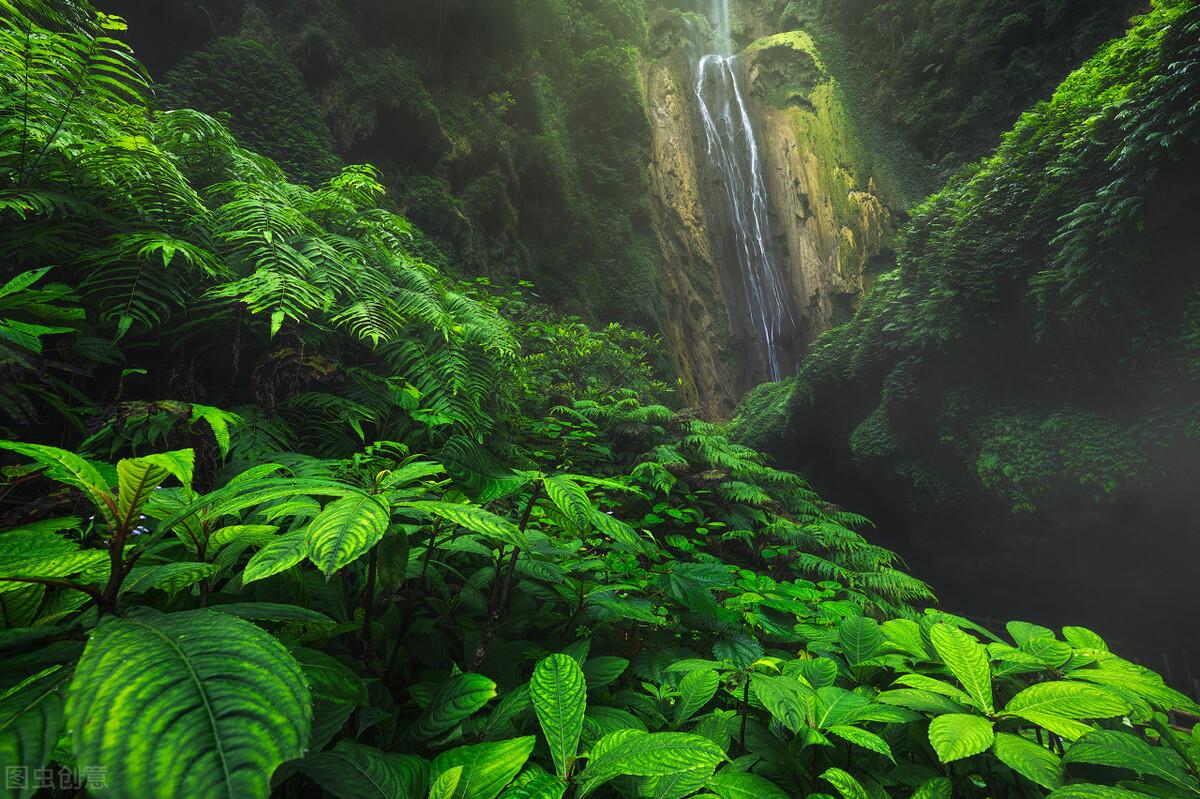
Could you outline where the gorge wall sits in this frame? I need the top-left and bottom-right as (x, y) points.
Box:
(644, 13), (898, 415)
(109, 0), (900, 418)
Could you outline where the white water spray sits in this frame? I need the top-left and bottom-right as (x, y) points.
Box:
(694, 1), (796, 380)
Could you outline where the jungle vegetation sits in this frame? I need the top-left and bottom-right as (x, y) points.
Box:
(0, 1), (1198, 799)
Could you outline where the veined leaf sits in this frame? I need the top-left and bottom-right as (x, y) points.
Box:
(891, 674), (973, 707)
(1061, 626), (1108, 652)
(209, 524), (277, 550)
(243, 531), (307, 584)
(929, 624), (993, 714)
(302, 740), (427, 799)
(1064, 730), (1196, 791)
(403, 502), (526, 549)
(411, 674), (499, 740)
(209, 602), (335, 627)
(429, 736), (535, 799)
(67, 610), (311, 799)
(821, 767), (868, 799)
(541, 476), (595, 530)
(0, 441), (115, 527)
(674, 669), (720, 725)
(1013, 711), (1095, 742)
(1046, 786), (1156, 799)
(531, 654), (586, 778)
(992, 732), (1064, 790)
(120, 562), (216, 596)
(0, 666), (68, 799)
(577, 731), (725, 798)
(430, 766), (464, 799)
(752, 675), (813, 734)
(306, 493), (390, 576)
(290, 646), (369, 706)
(827, 725), (894, 762)
(582, 657), (628, 690)
(911, 777), (951, 799)
(876, 688), (968, 715)
(839, 617), (883, 665)
(1002, 681), (1129, 720)
(707, 769), (789, 799)
(927, 714), (993, 763)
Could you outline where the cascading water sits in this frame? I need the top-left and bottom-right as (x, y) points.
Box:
(694, 0), (797, 381)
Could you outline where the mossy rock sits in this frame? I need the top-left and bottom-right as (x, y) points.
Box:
(744, 31), (828, 109)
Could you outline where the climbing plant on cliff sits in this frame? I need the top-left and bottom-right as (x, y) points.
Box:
(0, 2), (1197, 799)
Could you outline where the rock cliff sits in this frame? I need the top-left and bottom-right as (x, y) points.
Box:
(644, 25), (896, 416)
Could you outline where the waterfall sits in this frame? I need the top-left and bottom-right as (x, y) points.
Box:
(694, 2), (796, 381)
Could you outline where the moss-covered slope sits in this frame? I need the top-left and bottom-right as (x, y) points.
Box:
(740, 0), (1200, 647)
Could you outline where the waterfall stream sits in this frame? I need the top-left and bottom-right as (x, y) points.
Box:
(694, 2), (796, 381)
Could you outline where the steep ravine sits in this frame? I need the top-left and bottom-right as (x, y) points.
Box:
(645, 21), (897, 416)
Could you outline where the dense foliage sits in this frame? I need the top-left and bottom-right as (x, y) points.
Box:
(1, 2), (1198, 799)
(114, 0), (666, 331)
(786, 0), (1142, 175)
(761, 0), (1200, 645)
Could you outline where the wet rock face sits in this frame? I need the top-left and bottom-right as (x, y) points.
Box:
(644, 29), (897, 416)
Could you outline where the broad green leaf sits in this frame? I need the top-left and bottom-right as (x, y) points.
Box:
(0, 666), (68, 799)
(707, 769), (789, 799)
(577, 731), (725, 798)
(821, 767), (867, 799)
(675, 669), (720, 725)
(791, 657), (839, 688)
(403, 501), (527, 549)
(712, 635), (763, 668)
(892, 674), (974, 707)
(992, 732), (1064, 790)
(876, 689), (968, 715)
(752, 675), (813, 734)
(120, 562), (216, 596)
(588, 509), (649, 553)
(1022, 637), (1073, 668)
(1064, 730), (1195, 791)
(289, 646), (369, 706)
(641, 764), (716, 799)
(116, 457), (171, 531)
(303, 741), (428, 799)
(431, 766), (465, 799)
(1013, 711), (1094, 742)
(0, 531), (108, 594)
(429, 736), (535, 799)
(839, 617), (883, 665)
(911, 777), (951, 799)
(1061, 626), (1108, 652)
(929, 624), (993, 714)
(927, 714), (993, 764)
(1002, 682), (1129, 720)
(541, 476), (595, 529)
(499, 768), (566, 799)
(530, 654), (586, 778)
(209, 524), (278, 549)
(827, 725), (894, 762)
(0, 441), (114, 526)
(1046, 786), (1155, 799)
(411, 674), (499, 740)
(209, 602), (335, 627)
(67, 610), (311, 799)
(1006, 621), (1055, 646)
(306, 493), (390, 576)
(815, 686), (872, 728)
(582, 656), (628, 690)
(243, 531), (307, 584)
(880, 619), (931, 660)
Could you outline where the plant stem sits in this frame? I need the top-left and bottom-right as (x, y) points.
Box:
(470, 483), (540, 671)
(362, 547), (378, 663)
